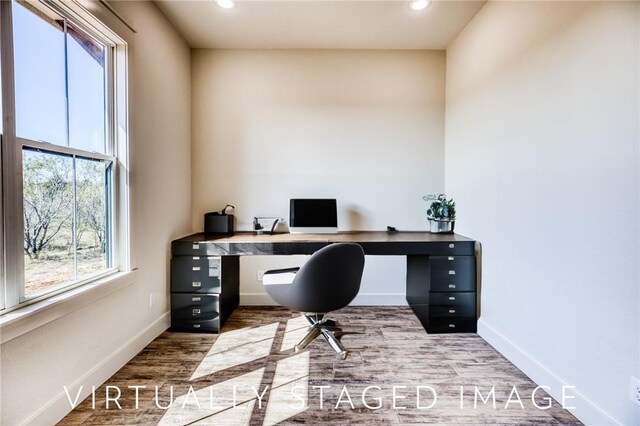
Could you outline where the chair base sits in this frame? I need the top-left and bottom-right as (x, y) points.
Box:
(294, 314), (364, 360)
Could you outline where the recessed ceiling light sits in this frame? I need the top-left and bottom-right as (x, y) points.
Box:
(409, 0), (431, 11)
(216, 0), (236, 9)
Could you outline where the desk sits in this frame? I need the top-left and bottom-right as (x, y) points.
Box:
(170, 231), (479, 334)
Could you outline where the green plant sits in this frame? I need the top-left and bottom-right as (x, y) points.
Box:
(423, 194), (456, 220)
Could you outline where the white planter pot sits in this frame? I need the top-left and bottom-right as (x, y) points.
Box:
(428, 218), (455, 234)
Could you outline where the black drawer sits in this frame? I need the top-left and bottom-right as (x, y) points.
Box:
(171, 294), (220, 321)
(425, 242), (475, 256)
(171, 317), (221, 333)
(171, 256), (222, 293)
(429, 291), (476, 307)
(429, 304), (476, 318)
(427, 317), (477, 333)
(430, 256), (475, 292)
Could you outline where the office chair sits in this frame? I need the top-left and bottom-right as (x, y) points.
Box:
(263, 243), (365, 359)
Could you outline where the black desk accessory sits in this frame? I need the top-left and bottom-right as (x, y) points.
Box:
(204, 204), (235, 235)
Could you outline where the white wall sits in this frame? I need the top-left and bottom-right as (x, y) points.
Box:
(191, 49), (446, 305)
(445, 1), (639, 425)
(0, 1), (192, 424)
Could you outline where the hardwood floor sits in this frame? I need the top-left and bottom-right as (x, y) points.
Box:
(60, 307), (582, 425)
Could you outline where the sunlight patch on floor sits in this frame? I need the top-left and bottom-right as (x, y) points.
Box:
(263, 351), (310, 426)
(191, 323), (278, 380)
(191, 400), (256, 426)
(159, 369), (264, 425)
(280, 315), (310, 351)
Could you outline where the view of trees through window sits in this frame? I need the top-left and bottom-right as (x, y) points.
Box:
(22, 150), (111, 296)
(13, 0), (114, 298)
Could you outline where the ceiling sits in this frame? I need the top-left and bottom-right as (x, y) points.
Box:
(154, 0), (486, 50)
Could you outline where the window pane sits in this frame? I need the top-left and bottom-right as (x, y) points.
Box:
(76, 158), (111, 280)
(23, 149), (74, 297)
(68, 23), (106, 153)
(13, 2), (67, 145)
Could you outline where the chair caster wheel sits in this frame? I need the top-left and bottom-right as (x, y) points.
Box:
(338, 351), (349, 360)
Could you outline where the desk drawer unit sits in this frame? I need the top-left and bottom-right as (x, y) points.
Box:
(427, 317), (477, 333)
(429, 256), (475, 292)
(407, 252), (477, 334)
(429, 291), (476, 306)
(170, 254), (239, 333)
(172, 317), (221, 333)
(171, 257), (222, 293)
(171, 294), (221, 332)
(429, 303), (475, 317)
(428, 255), (477, 333)
(171, 294), (220, 320)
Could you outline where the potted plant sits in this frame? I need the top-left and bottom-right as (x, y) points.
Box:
(422, 194), (456, 233)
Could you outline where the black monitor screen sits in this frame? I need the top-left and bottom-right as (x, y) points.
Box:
(290, 199), (337, 227)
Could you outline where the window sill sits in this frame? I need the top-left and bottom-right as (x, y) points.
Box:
(0, 270), (137, 344)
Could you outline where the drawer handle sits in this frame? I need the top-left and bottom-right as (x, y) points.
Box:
(449, 243), (455, 249)
(449, 270), (456, 275)
(192, 281), (202, 288)
(193, 324), (201, 329)
(192, 244), (200, 250)
(192, 266), (201, 271)
(449, 324), (456, 328)
(448, 284), (456, 289)
(448, 256), (454, 260)
(193, 256), (200, 260)
(192, 308), (201, 315)
(449, 309), (456, 314)
(448, 296), (456, 301)
(192, 297), (201, 302)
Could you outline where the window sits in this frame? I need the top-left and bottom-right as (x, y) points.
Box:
(1, 0), (127, 311)
(22, 149), (114, 297)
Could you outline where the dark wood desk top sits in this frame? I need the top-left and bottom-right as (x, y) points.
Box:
(172, 231), (476, 256)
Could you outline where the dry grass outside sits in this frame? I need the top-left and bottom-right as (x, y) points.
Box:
(24, 246), (107, 296)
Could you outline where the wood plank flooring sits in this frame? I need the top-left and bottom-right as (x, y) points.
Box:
(60, 307), (582, 425)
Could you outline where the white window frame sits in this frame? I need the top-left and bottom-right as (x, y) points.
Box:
(0, 0), (129, 313)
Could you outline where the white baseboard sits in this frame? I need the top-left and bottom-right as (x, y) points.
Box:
(23, 312), (171, 426)
(478, 318), (620, 426)
(241, 293), (278, 305)
(240, 293), (407, 306)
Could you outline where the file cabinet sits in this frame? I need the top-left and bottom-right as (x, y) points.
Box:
(170, 253), (239, 333)
(406, 248), (477, 333)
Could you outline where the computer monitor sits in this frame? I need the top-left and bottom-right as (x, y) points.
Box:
(289, 199), (338, 234)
